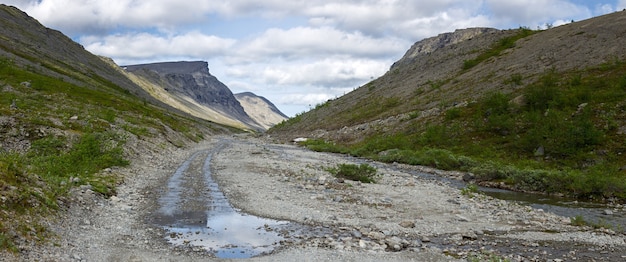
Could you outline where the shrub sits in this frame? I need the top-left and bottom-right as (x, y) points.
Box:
(327, 163), (379, 183)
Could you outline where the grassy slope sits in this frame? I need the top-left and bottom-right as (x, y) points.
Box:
(0, 55), (232, 251)
(0, 5), (244, 251)
(271, 19), (626, 201)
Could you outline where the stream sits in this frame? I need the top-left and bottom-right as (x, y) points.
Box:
(153, 141), (625, 259)
(369, 160), (626, 231)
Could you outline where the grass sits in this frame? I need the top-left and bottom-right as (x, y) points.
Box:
(461, 184), (480, 197)
(326, 163), (379, 183)
(463, 27), (535, 70)
(294, 59), (626, 202)
(0, 57), (216, 251)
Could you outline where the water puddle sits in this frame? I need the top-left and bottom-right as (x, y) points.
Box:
(153, 147), (293, 258)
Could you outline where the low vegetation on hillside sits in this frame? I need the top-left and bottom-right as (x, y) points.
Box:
(283, 58), (626, 202)
(0, 58), (218, 251)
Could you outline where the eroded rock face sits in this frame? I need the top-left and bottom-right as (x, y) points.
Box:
(124, 61), (264, 130)
(391, 27), (499, 69)
(234, 92), (288, 130)
(126, 61), (246, 117)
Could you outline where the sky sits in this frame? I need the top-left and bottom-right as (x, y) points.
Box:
(3, 1), (626, 116)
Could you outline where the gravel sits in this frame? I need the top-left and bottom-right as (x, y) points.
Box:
(2, 134), (625, 261)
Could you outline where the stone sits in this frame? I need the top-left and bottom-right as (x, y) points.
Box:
(385, 236), (404, 251)
(359, 239), (367, 248)
(399, 220), (416, 228)
(461, 231), (478, 240)
(603, 209), (613, 215)
(69, 115), (79, 120)
(293, 137), (308, 143)
(534, 146), (545, 157)
(455, 214), (470, 222)
(367, 231), (385, 240)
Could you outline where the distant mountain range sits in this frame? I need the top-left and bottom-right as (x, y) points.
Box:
(0, 4), (286, 132)
(123, 61), (286, 131)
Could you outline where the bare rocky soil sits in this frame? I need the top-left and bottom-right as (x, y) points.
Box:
(3, 135), (625, 261)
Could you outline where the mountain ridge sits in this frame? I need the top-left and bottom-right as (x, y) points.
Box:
(123, 61), (279, 131)
(269, 10), (626, 200)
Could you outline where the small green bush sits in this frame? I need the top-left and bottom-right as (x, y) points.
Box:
(327, 163), (379, 183)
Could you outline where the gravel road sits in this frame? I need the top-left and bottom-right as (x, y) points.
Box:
(3, 135), (625, 261)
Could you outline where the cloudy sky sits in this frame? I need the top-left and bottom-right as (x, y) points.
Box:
(3, 0), (626, 116)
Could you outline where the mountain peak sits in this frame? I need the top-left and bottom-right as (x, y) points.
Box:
(124, 61), (210, 75)
(392, 27), (499, 69)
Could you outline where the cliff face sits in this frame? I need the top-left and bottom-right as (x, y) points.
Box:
(391, 28), (500, 69)
(125, 61), (248, 119)
(124, 61), (287, 131)
(234, 92), (288, 130)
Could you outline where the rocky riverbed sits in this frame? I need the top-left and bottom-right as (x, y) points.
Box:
(2, 135), (625, 261)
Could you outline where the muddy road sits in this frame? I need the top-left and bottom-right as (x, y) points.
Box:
(5, 135), (625, 261)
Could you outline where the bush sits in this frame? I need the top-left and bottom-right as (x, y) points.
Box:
(327, 163), (379, 183)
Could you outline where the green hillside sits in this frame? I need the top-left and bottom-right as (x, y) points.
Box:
(270, 12), (626, 202)
(0, 5), (232, 251)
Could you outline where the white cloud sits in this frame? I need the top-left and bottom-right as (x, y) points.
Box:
(4, 0), (621, 117)
(260, 58), (387, 88)
(275, 93), (336, 107)
(233, 26), (407, 62)
(81, 32), (236, 64)
(14, 0), (214, 35)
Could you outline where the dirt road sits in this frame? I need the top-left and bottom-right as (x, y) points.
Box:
(4, 135), (625, 261)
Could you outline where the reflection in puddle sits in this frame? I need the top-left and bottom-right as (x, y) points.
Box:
(166, 214), (288, 258)
(155, 147), (291, 258)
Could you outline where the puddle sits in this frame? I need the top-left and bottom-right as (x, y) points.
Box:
(154, 147), (293, 258)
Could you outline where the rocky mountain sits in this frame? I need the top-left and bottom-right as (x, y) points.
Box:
(0, 5), (168, 108)
(270, 11), (626, 200)
(123, 61), (277, 131)
(234, 92), (288, 130)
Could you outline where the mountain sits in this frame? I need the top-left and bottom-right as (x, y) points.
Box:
(234, 92), (288, 130)
(123, 61), (272, 131)
(270, 11), (626, 200)
(0, 4), (245, 250)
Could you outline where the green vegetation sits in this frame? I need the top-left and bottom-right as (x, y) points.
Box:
(326, 163), (379, 183)
(0, 57), (211, 251)
(467, 251), (510, 262)
(297, 60), (626, 201)
(463, 28), (535, 70)
(461, 184), (480, 197)
(571, 215), (619, 231)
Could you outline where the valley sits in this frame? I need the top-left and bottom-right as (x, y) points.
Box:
(3, 135), (624, 261)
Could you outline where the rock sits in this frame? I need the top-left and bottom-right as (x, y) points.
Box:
(69, 115), (79, 120)
(534, 146), (545, 157)
(462, 173), (475, 182)
(358, 239), (367, 248)
(461, 231), (478, 240)
(367, 231), (386, 240)
(385, 236), (404, 251)
(421, 236), (431, 243)
(20, 81), (31, 87)
(574, 103), (588, 116)
(293, 137), (308, 143)
(603, 209), (613, 215)
(455, 214), (470, 222)
(399, 220), (415, 228)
